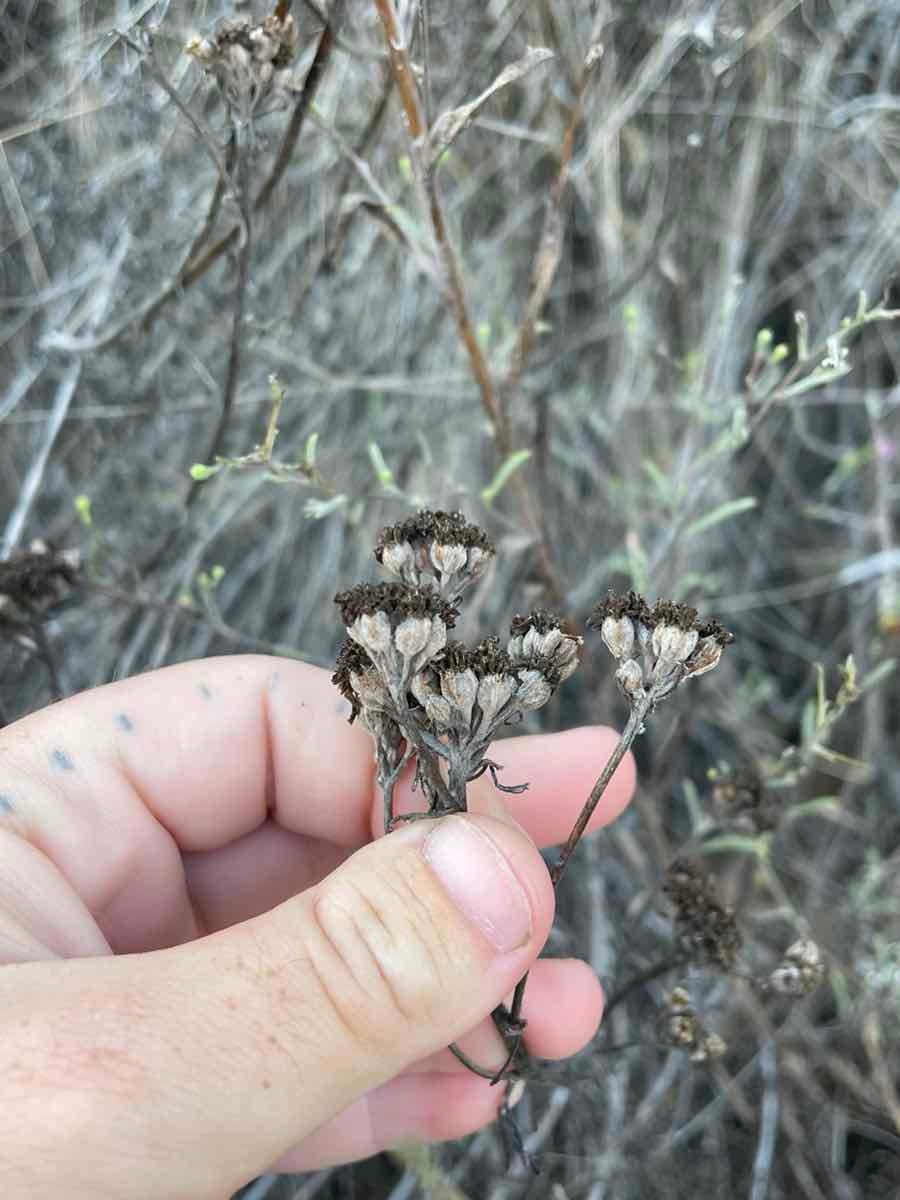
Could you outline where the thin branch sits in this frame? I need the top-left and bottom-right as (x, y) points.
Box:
(372, 0), (565, 607)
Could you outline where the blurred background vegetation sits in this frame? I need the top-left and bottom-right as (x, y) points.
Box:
(2, 0), (900, 1196)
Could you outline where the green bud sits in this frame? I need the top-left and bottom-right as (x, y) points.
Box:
(189, 463), (220, 482)
(74, 494), (93, 528)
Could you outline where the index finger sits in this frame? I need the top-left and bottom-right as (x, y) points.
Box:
(0, 656), (633, 949)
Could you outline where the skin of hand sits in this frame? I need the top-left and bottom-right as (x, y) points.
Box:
(0, 656), (634, 1199)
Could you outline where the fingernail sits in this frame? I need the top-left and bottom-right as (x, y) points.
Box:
(422, 817), (533, 953)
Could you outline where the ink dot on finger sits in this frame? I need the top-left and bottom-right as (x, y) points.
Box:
(51, 748), (75, 771)
(115, 713), (134, 732)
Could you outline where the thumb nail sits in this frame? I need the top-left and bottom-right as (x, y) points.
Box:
(422, 817), (534, 953)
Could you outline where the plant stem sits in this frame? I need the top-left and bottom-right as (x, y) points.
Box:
(550, 697), (650, 886)
(450, 693), (652, 1087)
(603, 957), (685, 1018)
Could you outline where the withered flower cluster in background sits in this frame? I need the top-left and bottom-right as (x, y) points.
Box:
(659, 986), (727, 1064)
(664, 858), (743, 971)
(762, 937), (825, 997)
(186, 11), (299, 114)
(709, 764), (778, 833)
(0, 541), (80, 627)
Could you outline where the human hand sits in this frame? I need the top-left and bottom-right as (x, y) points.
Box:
(0, 655), (634, 1198)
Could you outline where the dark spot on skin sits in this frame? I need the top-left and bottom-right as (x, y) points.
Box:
(278, 986), (288, 1001)
(115, 713), (134, 732)
(51, 748), (74, 771)
(199, 684), (212, 700)
(266, 1034), (278, 1046)
(261, 1079), (271, 1090)
(0, 794), (14, 813)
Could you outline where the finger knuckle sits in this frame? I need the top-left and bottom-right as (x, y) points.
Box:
(306, 853), (449, 1048)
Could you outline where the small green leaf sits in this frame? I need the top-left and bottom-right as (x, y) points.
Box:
(368, 442), (395, 488)
(189, 462), (220, 482)
(74, 494), (93, 528)
(304, 432), (319, 469)
(685, 496), (757, 538)
(481, 449), (532, 506)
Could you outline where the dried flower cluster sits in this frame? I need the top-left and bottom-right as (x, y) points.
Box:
(710, 764), (777, 833)
(186, 12), (299, 114)
(763, 937), (825, 997)
(664, 859), (743, 971)
(660, 987), (728, 1064)
(588, 592), (733, 711)
(333, 512), (580, 821)
(0, 541), (80, 626)
(331, 512), (734, 1145)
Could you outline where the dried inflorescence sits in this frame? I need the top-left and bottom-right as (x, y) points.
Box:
(331, 512), (736, 1126)
(588, 591), (733, 709)
(335, 581), (458, 694)
(763, 937), (825, 997)
(186, 13), (300, 114)
(660, 987), (728, 1064)
(374, 509), (495, 601)
(664, 859), (743, 971)
(710, 764), (778, 833)
(0, 541), (81, 625)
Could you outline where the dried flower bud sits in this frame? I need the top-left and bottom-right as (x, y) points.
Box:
(652, 622), (699, 665)
(394, 616), (433, 659)
(332, 640), (385, 723)
(616, 658), (645, 700)
(515, 668), (553, 711)
(430, 542), (468, 579)
(380, 540), (415, 580)
(440, 668), (479, 728)
(683, 636), (723, 679)
(599, 614), (635, 660)
(476, 674), (517, 727)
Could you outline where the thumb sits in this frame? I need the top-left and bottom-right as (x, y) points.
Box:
(5, 815), (553, 1199)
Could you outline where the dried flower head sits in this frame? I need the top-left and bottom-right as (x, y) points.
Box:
(587, 591), (733, 707)
(664, 859), (742, 970)
(186, 13), (299, 113)
(0, 542), (81, 620)
(508, 610), (582, 682)
(374, 510), (495, 599)
(766, 937), (825, 996)
(711, 765), (777, 833)
(332, 639), (389, 724)
(335, 582), (457, 689)
(659, 987), (727, 1063)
